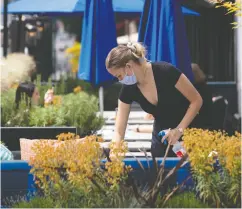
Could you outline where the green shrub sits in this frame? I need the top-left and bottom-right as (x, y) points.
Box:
(61, 92), (104, 135)
(162, 191), (210, 208)
(29, 106), (66, 127)
(1, 84), (104, 135)
(28, 92), (104, 135)
(54, 76), (96, 96)
(1, 89), (31, 126)
(1, 89), (16, 126)
(54, 76), (122, 111)
(12, 196), (55, 208)
(1, 74), (51, 126)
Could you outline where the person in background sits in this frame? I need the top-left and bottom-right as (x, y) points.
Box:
(144, 113), (154, 120)
(44, 88), (54, 106)
(133, 124), (153, 133)
(190, 63), (213, 129)
(132, 113), (154, 133)
(106, 42), (203, 157)
(15, 82), (40, 109)
(65, 35), (82, 77)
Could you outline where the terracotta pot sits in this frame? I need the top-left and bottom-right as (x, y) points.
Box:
(19, 138), (85, 161)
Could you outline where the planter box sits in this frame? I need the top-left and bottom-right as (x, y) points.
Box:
(0, 158), (192, 207)
(1, 160), (35, 207)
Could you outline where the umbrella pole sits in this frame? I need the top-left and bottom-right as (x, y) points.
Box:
(236, 0), (241, 115)
(17, 15), (22, 52)
(124, 19), (130, 41)
(3, 0), (8, 57)
(99, 86), (104, 117)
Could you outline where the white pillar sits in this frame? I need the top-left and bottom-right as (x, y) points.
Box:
(99, 86), (104, 117)
(236, 0), (242, 115)
(24, 47), (29, 55)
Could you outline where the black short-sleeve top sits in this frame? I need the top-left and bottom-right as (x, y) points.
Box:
(119, 61), (189, 129)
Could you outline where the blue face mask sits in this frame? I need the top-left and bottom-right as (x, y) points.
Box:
(119, 70), (137, 85)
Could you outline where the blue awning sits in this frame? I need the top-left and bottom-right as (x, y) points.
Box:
(6, 0), (200, 15)
(7, 0), (85, 14)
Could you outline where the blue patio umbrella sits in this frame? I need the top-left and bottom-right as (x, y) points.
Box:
(138, 0), (194, 82)
(78, 0), (117, 86)
(6, 0), (200, 15)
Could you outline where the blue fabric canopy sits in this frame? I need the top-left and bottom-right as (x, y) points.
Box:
(6, 0), (85, 14)
(6, 0), (200, 15)
(138, 0), (194, 82)
(78, 0), (117, 86)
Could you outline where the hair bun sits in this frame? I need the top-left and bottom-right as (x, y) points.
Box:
(127, 42), (137, 53)
(106, 42), (147, 69)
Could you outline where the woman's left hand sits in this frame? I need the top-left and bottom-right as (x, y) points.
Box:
(161, 128), (182, 145)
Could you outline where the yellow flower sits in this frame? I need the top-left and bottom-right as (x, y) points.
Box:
(56, 132), (78, 141)
(216, 0), (242, 28)
(44, 103), (49, 108)
(52, 95), (62, 106)
(66, 41), (81, 74)
(28, 133), (132, 196)
(10, 82), (19, 89)
(183, 128), (241, 177)
(73, 86), (82, 93)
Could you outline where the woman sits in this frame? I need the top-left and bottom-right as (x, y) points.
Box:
(15, 82), (40, 109)
(133, 64), (213, 133)
(106, 42), (203, 157)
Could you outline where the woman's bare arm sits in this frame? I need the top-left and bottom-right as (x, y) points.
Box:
(162, 74), (203, 145)
(175, 74), (203, 130)
(113, 99), (131, 145)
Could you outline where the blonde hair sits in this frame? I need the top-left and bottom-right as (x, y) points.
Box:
(105, 42), (147, 69)
(191, 63), (206, 84)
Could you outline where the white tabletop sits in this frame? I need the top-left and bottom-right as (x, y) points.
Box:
(101, 124), (153, 130)
(105, 119), (154, 125)
(97, 111), (149, 119)
(98, 111), (154, 125)
(100, 141), (151, 151)
(98, 129), (152, 141)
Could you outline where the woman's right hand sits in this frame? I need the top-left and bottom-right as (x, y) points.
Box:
(109, 139), (126, 160)
(110, 100), (130, 160)
(109, 150), (125, 161)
